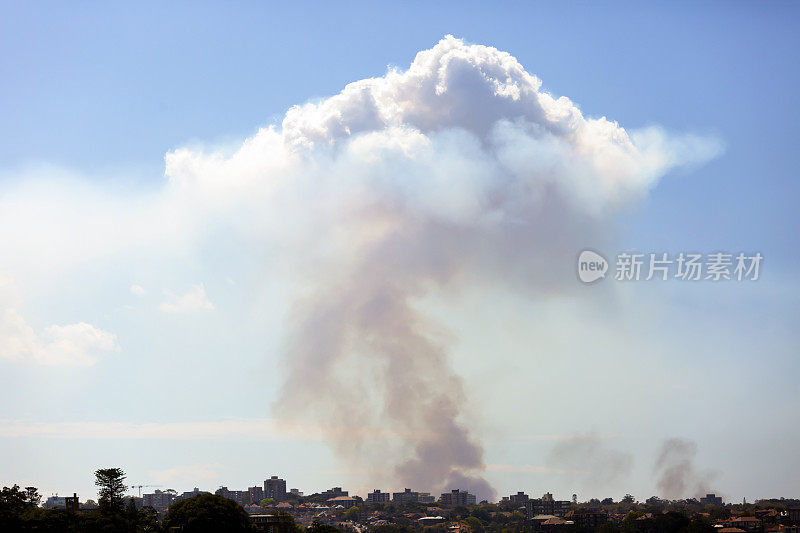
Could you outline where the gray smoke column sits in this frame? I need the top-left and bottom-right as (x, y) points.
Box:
(162, 36), (722, 501)
(546, 433), (633, 489)
(654, 438), (717, 499)
(282, 265), (495, 498)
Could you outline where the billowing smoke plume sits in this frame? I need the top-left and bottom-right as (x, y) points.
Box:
(546, 433), (633, 489)
(161, 36), (721, 500)
(654, 438), (718, 499)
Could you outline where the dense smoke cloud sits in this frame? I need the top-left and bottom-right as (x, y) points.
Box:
(0, 36), (722, 498)
(654, 438), (718, 499)
(195, 36), (716, 500)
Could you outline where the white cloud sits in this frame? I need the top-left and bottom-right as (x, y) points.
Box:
(160, 284), (214, 313)
(37, 322), (119, 366)
(130, 284), (146, 296)
(0, 307), (118, 366)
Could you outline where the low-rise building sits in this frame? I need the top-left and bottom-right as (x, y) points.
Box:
(143, 490), (175, 511)
(700, 493), (724, 506)
(367, 490), (390, 504)
(176, 487), (209, 502)
(248, 486), (264, 504)
(143, 489), (175, 510)
(566, 508), (607, 532)
(216, 486), (250, 506)
(43, 496), (68, 509)
(393, 489), (420, 504)
(64, 493), (80, 512)
(327, 496), (358, 509)
(509, 492), (530, 504)
(729, 516), (762, 532)
(539, 516), (572, 530)
(320, 487), (349, 499)
(765, 525), (800, 533)
(44, 493), (81, 511)
(439, 489), (476, 507)
(526, 493), (572, 518)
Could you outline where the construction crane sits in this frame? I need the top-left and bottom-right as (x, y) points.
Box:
(130, 484), (162, 498)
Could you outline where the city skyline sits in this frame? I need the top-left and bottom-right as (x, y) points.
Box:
(32, 469), (737, 508)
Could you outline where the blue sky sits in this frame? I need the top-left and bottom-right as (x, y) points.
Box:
(0, 1), (798, 503)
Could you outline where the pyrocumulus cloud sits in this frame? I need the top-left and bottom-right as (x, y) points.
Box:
(0, 36), (723, 498)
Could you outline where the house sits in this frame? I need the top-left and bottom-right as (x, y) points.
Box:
(729, 516), (762, 532)
(326, 496), (358, 509)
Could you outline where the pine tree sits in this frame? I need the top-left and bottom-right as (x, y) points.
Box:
(94, 468), (127, 513)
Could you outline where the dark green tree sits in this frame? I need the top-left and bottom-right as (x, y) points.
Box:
(126, 498), (139, 518)
(597, 522), (621, 533)
(653, 510), (690, 532)
(687, 516), (716, 533)
(20, 506), (81, 532)
(464, 516), (484, 533)
(344, 506), (360, 522)
(80, 510), (132, 532)
(162, 493), (252, 532)
(271, 511), (302, 533)
(471, 507), (492, 522)
(0, 484), (41, 529)
(95, 468), (127, 513)
(136, 505), (162, 532)
(24, 486), (41, 507)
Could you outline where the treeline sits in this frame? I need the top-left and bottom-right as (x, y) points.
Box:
(0, 480), (160, 532)
(0, 468), (254, 532)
